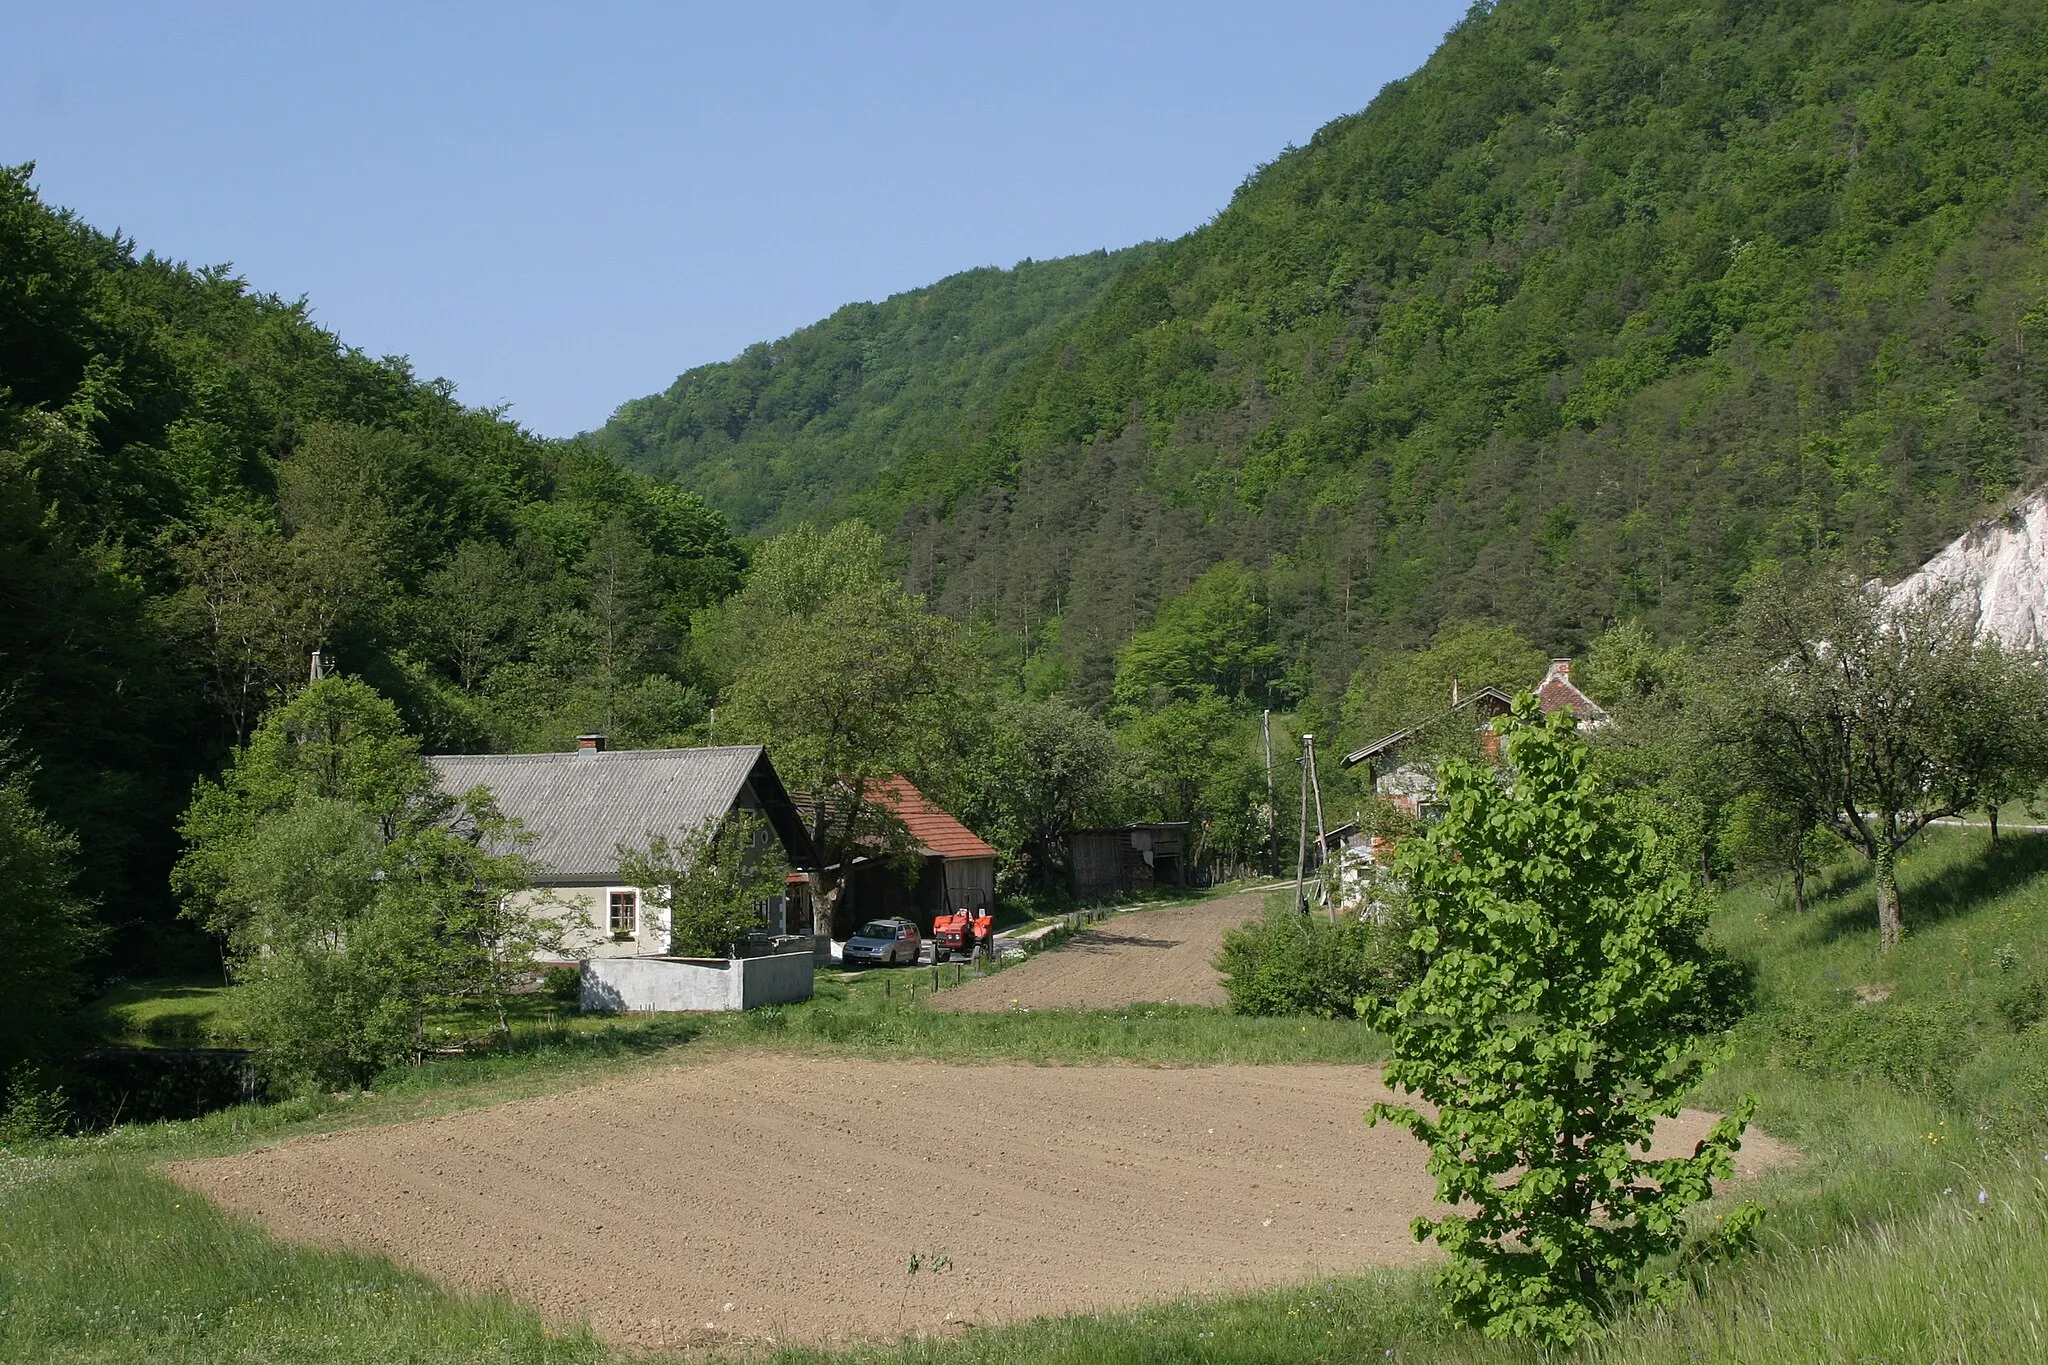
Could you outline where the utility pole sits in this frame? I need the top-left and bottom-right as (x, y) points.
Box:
(1294, 734), (1311, 914)
(1263, 710), (1276, 877)
(1306, 732), (1332, 922)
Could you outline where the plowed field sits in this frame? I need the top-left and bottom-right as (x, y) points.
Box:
(936, 891), (1270, 1012)
(171, 1055), (1793, 1354)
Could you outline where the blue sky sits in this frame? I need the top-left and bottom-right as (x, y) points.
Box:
(6, 2), (1470, 437)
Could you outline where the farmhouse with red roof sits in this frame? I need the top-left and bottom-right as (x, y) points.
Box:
(791, 776), (998, 939)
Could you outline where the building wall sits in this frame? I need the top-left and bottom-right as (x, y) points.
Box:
(512, 884), (671, 961)
(940, 857), (995, 913)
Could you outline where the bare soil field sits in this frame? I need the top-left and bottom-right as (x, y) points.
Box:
(937, 891), (1272, 1012)
(171, 1055), (1793, 1355)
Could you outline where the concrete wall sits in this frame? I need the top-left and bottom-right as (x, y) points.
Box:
(580, 951), (814, 1013)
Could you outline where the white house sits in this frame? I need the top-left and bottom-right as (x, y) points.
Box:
(427, 736), (816, 964)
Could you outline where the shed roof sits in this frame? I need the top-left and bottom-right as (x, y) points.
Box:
(1340, 686), (1515, 768)
(866, 777), (997, 861)
(428, 744), (814, 881)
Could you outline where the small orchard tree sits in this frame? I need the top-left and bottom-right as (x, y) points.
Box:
(619, 811), (790, 957)
(1366, 696), (1758, 1346)
(1706, 569), (2048, 950)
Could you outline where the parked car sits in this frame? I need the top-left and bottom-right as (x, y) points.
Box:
(842, 918), (921, 966)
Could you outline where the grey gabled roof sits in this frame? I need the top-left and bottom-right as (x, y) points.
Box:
(427, 745), (815, 881)
(1340, 686), (1516, 768)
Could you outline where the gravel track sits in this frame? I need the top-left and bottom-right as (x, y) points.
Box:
(936, 891), (1273, 1013)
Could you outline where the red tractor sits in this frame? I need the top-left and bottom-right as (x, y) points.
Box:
(930, 907), (995, 963)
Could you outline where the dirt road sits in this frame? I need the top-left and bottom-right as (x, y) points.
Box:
(171, 1055), (1793, 1354)
(936, 891), (1272, 1012)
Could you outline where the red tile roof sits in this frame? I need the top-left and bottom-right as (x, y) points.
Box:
(1533, 659), (1611, 724)
(865, 776), (997, 861)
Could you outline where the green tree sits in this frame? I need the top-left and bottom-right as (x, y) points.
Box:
(1366, 696), (1757, 1345)
(177, 676), (435, 939)
(690, 520), (897, 691)
(618, 811), (790, 957)
(1721, 790), (1832, 914)
(422, 538), (528, 691)
(942, 696), (1132, 891)
(177, 678), (548, 1087)
(0, 758), (100, 1075)
(1111, 563), (1280, 709)
(1705, 570), (2048, 950)
(720, 586), (956, 941)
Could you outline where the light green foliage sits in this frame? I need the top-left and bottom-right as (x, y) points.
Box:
(175, 679), (546, 1090)
(1705, 568), (2048, 949)
(0, 759), (99, 1075)
(618, 810), (790, 957)
(175, 678), (432, 938)
(1217, 905), (1415, 1020)
(936, 695), (1133, 892)
(1344, 622), (1547, 749)
(720, 584), (958, 934)
(1110, 562), (1281, 709)
(1116, 693), (1272, 868)
(595, 250), (1143, 532)
(1721, 792), (1834, 914)
(1368, 697), (1756, 1345)
(689, 520), (897, 690)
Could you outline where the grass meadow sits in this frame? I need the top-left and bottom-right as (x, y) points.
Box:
(6, 834), (2048, 1362)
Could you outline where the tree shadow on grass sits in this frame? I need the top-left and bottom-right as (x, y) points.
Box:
(1812, 831), (2048, 946)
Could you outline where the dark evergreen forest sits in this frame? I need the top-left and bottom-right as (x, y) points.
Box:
(602, 0), (2048, 711)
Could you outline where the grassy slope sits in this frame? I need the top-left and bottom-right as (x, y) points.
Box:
(7, 835), (2048, 1363)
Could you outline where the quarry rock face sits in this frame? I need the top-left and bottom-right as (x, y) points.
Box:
(1887, 491), (2048, 649)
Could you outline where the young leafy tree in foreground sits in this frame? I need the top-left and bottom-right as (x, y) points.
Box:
(618, 810), (790, 957)
(1366, 696), (1757, 1346)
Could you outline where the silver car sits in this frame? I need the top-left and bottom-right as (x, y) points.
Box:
(843, 918), (921, 966)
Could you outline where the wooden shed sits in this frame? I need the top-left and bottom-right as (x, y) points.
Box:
(1070, 823), (1189, 901)
(822, 777), (998, 939)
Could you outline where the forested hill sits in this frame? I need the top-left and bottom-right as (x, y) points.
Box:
(1, 166), (746, 964)
(591, 248), (1143, 532)
(614, 0), (2048, 711)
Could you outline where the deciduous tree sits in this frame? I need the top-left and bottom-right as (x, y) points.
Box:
(1366, 697), (1757, 1345)
(1705, 570), (2048, 950)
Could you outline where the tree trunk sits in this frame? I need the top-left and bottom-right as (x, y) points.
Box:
(1875, 843), (1903, 952)
(1790, 848), (1808, 915)
(809, 868), (841, 962)
(1990, 806), (2001, 843)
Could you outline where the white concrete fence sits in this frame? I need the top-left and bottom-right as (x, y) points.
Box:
(580, 951), (814, 1013)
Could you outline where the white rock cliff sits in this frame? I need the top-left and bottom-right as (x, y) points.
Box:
(1887, 490), (2048, 649)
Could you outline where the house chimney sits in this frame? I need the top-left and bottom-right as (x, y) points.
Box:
(577, 734), (607, 753)
(1550, 658), (1571, 681)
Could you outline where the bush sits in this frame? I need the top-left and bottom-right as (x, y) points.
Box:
(542, 965), (582, 1006)
(1217, 907), (1413, 1019)
(0, 1062), (69, 1141)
